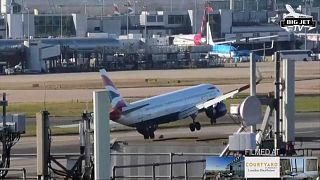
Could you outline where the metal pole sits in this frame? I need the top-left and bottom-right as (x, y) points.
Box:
(170, 0), (172, 11)
(22, 10), (24, 39)
(317, 30), (319, 55)
(27, 8), (29, 41)
(152, 164), (156, 180)
(250, 52), (256, 133)
(194, 0), (196, 33)
(170, 153), (173, 180)
(84, 3), (87, 15)
(93, 90), (110, 180)
(282, 59), (295, 143)
(84, 112), (91, 179)
(22, 168), (26, 180)
(102, 0), (104, 17)
(263, 42), (265, 61)
(304, 28), (307, 50)
(5, 14), (7, 39)
(185, 161), (188, 180)
(127, 12), (129, 37)
(144, 11), (147, 39)
(36, 111), (49, 180)
(274, 51), (281, 150)
(2, 93), (6, 128)
(60, 6), (62, 37)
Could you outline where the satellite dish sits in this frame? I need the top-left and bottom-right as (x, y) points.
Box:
(239, 96), (262, 126)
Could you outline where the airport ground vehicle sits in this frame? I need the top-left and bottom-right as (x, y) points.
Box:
(279, 50), (313, 61)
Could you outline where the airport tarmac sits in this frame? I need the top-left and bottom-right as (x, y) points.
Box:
(1, 61), (319, 102)
(6, 112), (320, 179)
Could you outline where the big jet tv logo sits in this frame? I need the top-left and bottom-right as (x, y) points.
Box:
(280, 4), (317, 31)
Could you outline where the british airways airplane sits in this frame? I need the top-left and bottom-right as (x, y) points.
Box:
(100, 69), (258, 139)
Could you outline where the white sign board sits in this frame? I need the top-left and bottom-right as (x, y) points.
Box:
(245, 157), (280, 178)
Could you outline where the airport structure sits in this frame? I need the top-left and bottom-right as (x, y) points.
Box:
(0, 0), (318, 73)
(0, 51), (319, 179)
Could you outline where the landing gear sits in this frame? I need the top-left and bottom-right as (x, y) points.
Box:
(195, 122), (201, 130)
(189, 123), (195, 132)
(143, 130), (155, 139)
(149, 131), (155, 139)
(189, 114), (201, 132)
(138, 125), (157, 139)
(210, 118), (216, 125)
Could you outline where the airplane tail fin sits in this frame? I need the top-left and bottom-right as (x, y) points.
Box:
(99, 69), (128, 110)
(206, 21), (214, 46)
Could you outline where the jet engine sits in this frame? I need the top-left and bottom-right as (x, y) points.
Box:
(205, 102), (227, 120)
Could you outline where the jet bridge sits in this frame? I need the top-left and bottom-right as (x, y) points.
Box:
(23, 37), (121, 72)
(0, 39), (25, 73)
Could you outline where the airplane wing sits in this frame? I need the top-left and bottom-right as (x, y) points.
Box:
(213, 35), (279, 45)
(196, 74), (262, 110)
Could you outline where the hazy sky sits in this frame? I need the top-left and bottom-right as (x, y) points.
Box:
(206, 156), (237, 171)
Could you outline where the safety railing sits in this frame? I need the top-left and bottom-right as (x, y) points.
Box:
(112, 159), (205, 180)
(0, 168), (26, 180)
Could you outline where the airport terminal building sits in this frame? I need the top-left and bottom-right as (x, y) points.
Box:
(0, 0), (319, 73)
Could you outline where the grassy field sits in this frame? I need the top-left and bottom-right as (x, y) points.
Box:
(7, 94), (319, 136)
(25, 124), (78, 136)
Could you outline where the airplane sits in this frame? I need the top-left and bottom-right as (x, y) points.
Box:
(283, 4), (312, 19)
(172, 4), (277, 60)
(100, 69), (261, 139)
(171, 5), (213, 46)
(206, 21), (277, 60)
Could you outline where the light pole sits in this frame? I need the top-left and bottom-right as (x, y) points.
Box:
(304, 0), (309, 50)
(194, 0), (197, 33)
(101, 0), (104, 18)
(26, 7), (29, 41)
(127, 12), (129, 37)
(144, 11), (147, 40)
(60, 5), (63, 37)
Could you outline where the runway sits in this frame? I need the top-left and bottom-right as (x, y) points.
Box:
(6, 112), (320, 178)
(1, 61), (319, 102)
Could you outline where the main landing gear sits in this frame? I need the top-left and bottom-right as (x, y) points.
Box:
(210, 118), (216, 125)
(143, 129), (155, 139)
(189, 114), (201, 132)
(137, 125), (156, 139)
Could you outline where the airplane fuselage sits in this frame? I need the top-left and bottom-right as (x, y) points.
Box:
(114, 84), (222, 127)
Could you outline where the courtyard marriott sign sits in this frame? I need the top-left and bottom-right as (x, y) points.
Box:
(245, 157), (280, 178)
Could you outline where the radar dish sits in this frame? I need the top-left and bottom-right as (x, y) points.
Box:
(239, 96), (262, 126)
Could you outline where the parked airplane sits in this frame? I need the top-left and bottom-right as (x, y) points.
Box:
(173, 4), (277, 60)
(100, 69), (261, 139)
(172, 5), (213, 46)
(206, 21), (277, 60)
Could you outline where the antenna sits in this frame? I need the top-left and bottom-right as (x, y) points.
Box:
(86, 100), (89, 112)
(239, 96), (262, 126)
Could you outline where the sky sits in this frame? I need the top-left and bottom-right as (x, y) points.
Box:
(206, 156), (238, 171)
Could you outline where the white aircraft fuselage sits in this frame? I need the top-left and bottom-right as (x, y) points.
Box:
(116, 84), (223, 126)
